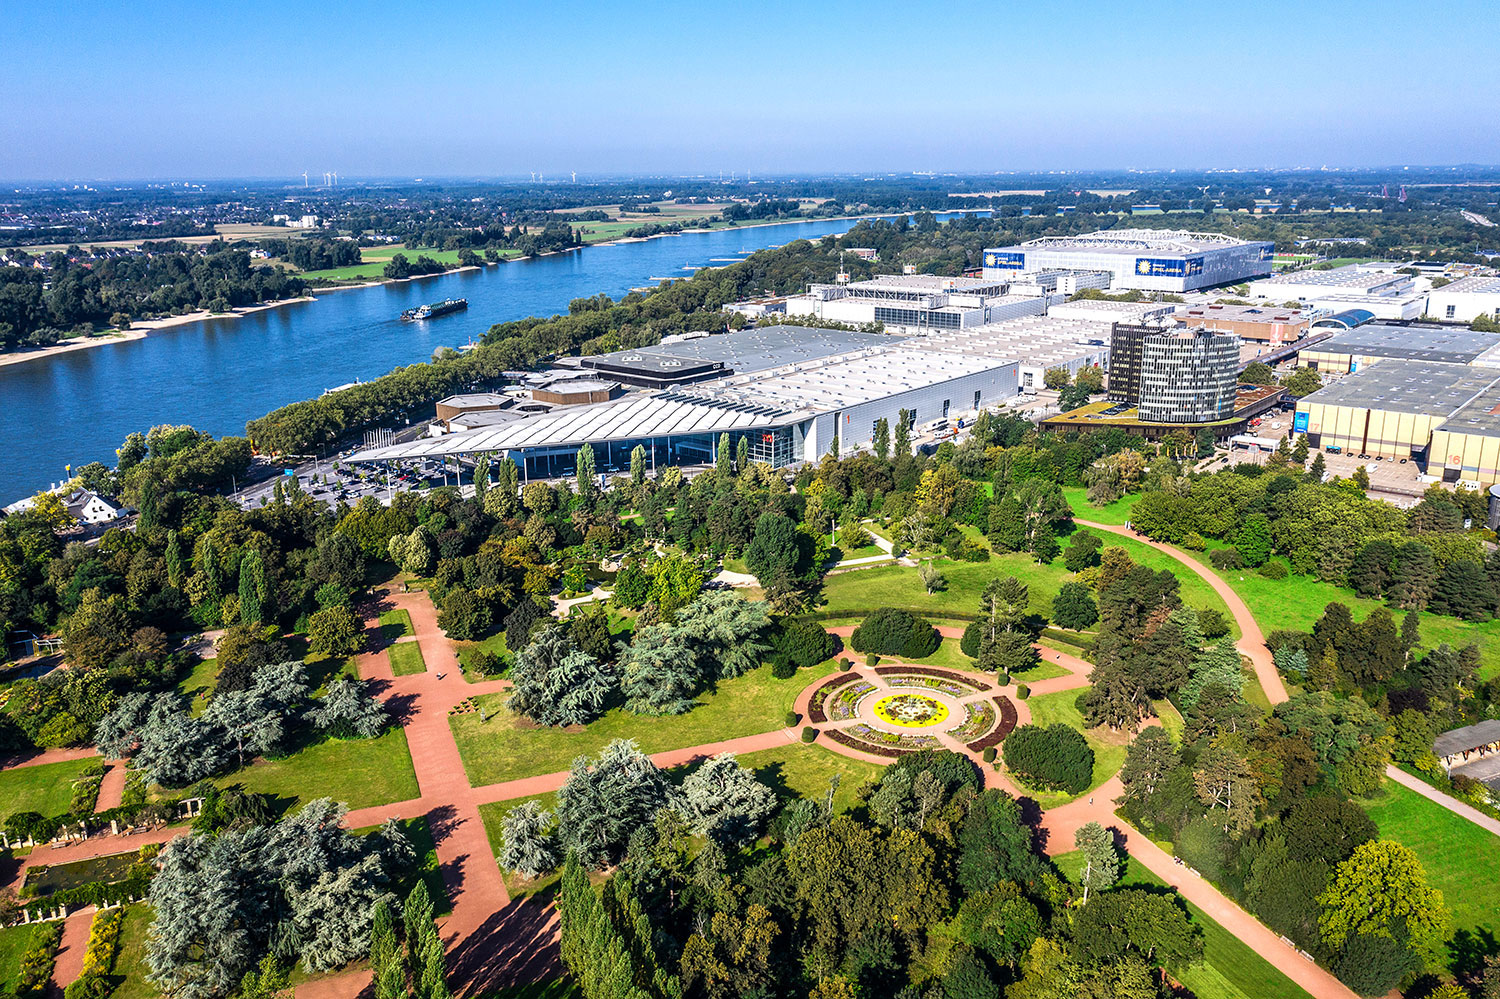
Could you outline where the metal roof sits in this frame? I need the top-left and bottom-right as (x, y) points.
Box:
(583, 325), (894, 378)
(1298, 360), (1500, 419)
(1316, 323), (1500, 364)
(1435, 720), (1500, 758)
(1309, 309), (1376, 330)
(1010, 228), (1256, 254)
(1433, 276), (1500, 296)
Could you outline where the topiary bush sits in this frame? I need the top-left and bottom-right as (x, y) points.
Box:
(1002, 723), (1093, 794)
(981, 747), (997, 763)
(801, 726), (817, 743)
(961, 621), (983, 657)
(784, 711), (798, 727)
(769, 619), (841, 675)
(1016, 684), (1030, 700)
(1257, 560), (1289, 580)
(849, 608), (940, 659)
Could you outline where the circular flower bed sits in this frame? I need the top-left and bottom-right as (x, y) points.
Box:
(872, 693), (949, 728)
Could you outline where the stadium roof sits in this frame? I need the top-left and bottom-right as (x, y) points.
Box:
(1317, 323), (1500, 364)
(1298, 361), (1500, 418)
(1011, 229), (1259, 255)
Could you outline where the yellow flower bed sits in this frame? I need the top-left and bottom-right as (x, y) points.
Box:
(872, 693), (948, 728)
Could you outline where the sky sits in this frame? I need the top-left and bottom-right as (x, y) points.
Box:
(4, 0), (1499, 180)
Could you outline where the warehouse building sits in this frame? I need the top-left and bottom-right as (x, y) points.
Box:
(579, 325), (892, 388)
(346, 325), (1022, 477)
(1427, 276), (1500, 324)
(982, 229), (1274, 292)
(1248, 264), (1415, 302)
(1299, 322), (1500, 374)
(1292, 361), (1500, 470)
(902, 315), (1112, 391)
(1045, 299), (1180, 324)
(1174, 304), (1309, 345)
(783, 274), (1050, 332)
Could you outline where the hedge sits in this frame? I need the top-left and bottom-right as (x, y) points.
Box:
(873, 664), (992, 691)
(1002, 723), (1093, 794)
(15, 921), (63, 999)
(792, 609), (980, 624)
(80, 906), (126, 979)
(849, 608), (940, 659)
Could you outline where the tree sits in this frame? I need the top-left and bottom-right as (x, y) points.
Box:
(1236, 514), (1272, 567)
(955, 881), (1042, 968)
(437, 586), (492, 641)
(1120, 727), (1180, 808)
(576, 443), (597, 501)
(1180, 635), (1244, 708)
(1068, 888), (1202, 970)
(1074, 822), (1120, 903)
(894, 408), (911, 457)
(1002, 724), (1093, 793)
(238, 550), (267, 625)
(507, 626), (617, 727)
(1043, 367), (1070, 391)
(306, 677), (387, 738)
(388, 525), (436, 576)
(744, 511), (805, 589)
(1388, 542), (1438, 610)
(1051, 582), (1098, 630)
(1318, 840), (1451, 969)
(556, 739), (672, 867)
(1281, 366), (1323, 397)
(873, 417), (890, 460)
(987, 496), (1025, 554)
(64, 588), (131, 670)
(1429, 559), (1494, 620)
(1063, 532), (1103, 572)
(1193, 742), (1258, 833)
(1306, 451), (1326, 482)
(918, 561), (945, 594)
(499, 800), (560, 879)
(673, 590), (772, 680)
(1241, 361), (1276, 385)
(307, 604), (366, 658)
(1031, 523), (1059, 563)
(677, 753), (778, 846)
(850, 608), (939, 658)
(620, 623), (698, 714)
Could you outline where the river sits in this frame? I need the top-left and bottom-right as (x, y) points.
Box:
(0, 213), (986, 499)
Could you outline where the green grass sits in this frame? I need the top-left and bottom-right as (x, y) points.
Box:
(484, 979), (580, 999)
(1053, 851), (1313, 999)
(1362, 778), (1500, 951)
(733, 743), (885, 813)
(378, 607), (415, 643)
(457, 630), (513, 680)
(0, 757), (96, 823)
(452, 662), (835, 787)
(820, 537), (1236, 639)
(109, 905), (158, 999)
(1063, 486), (1142, 525)
(1152, 699), (1185, 743)
(0, 923), (48, 995)
(219, 727), (420, 811)
(296, 244), (504, 281)
(1185, 542), (1500, 679)
(1011, 687), (1128, 808)
(389, 640), (428, 676)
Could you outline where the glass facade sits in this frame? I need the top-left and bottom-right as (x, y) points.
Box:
(517, 426), (795, 479)
(873, 306), (963, 329)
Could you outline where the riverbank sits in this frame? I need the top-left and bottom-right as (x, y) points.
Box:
(0, 297), (317, 369)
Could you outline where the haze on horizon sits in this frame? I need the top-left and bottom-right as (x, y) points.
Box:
(6, 0), (1498, 181)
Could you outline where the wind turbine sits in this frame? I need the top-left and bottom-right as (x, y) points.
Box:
(302, 171), (308, 187)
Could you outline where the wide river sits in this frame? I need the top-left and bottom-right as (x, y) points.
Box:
(1, 213), (985, 499)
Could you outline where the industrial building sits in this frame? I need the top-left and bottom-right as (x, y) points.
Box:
(579, 326), (892, 388)
(981, 229), (1274, 292)
(1174, 304), (1309, 344)
(346, 325), (1022, 477)
(1298, 322), (1500, 373)
(1299, 291), (1427, 321)
(902, 315), (1111, 392)
(1248, 264), (1415, 302)
(1044, 299), (1180, 324)
(1427, 276), (1500, 324)
(783, 274), (1050, 333)
(1292, 361), (1500, 469)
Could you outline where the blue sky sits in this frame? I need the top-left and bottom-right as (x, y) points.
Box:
(4, 0), (1497, 180)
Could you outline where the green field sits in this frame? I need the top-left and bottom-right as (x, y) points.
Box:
(1053, 851), (1312, 999)
(733, 743), (885, 813)
(0, 923), (49, 996)
(1186, 543), (1500, 678)
(219, 727), (419, 811)
(296, 244), (515, 281)
(378, 607), (415, 642)
(0, 757), (96, 823)
(820, 537), (1235, 638)
(1063, 487), (1142, 525)
(1013, 687), (1127, 807)
(452, 662), (833, 787)
(389, 641), (428, 676)
(1362, 778), (1500, 952)
(109, 905), (158, 999)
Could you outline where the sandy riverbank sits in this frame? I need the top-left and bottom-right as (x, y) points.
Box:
(0, 297), (317, 369)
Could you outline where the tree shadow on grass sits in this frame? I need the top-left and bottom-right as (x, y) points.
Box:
(1452, 926), (1499, 984)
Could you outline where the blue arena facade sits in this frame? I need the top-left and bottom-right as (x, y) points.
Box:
(982, 229), (1274, 293)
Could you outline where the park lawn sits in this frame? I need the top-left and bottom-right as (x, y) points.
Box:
(378, 607), (415, 642)
(0, 757), (96, 823)
(733, 743), (885, 813)
(0, 923), (48, 995)
(110, 905), (159, 999)
(453, 662), (836, 787)
(1063, 487), (1142, 526)
(389, 641), (428, 677)
(1152, 699), (1185, 743)
(1186, 544), (1500, 679)
(1013, 687), (1128, 809)
(1362, 778), (1500, 948)
(820, 538), (1234, 638)
(1052, 852), (1313, 999)
(220, 727), (419, 811)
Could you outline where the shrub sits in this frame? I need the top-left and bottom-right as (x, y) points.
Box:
(981, 747), (997, 763)
(16, 921), (62, 999)
(849, 608), (940, 659)
(961, 621), (983, 657)
(801, 726), (817, 743)
(1197, 608), (1231, 639)
(1002, 724), (1093, 794)
(866, 653), (879, 668)
(1209, 548), (1245, 570)
(784, 711), (798, 727)
(1257, 560), (1289, 580)
(996, 672), (1011, 686)
(770, 659), (796, 679)
(769, 619), (841, 673)
(1181, 532), (1206, 551)
(65, 977), (112, 999)
(1016, 684), (1030, 700)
